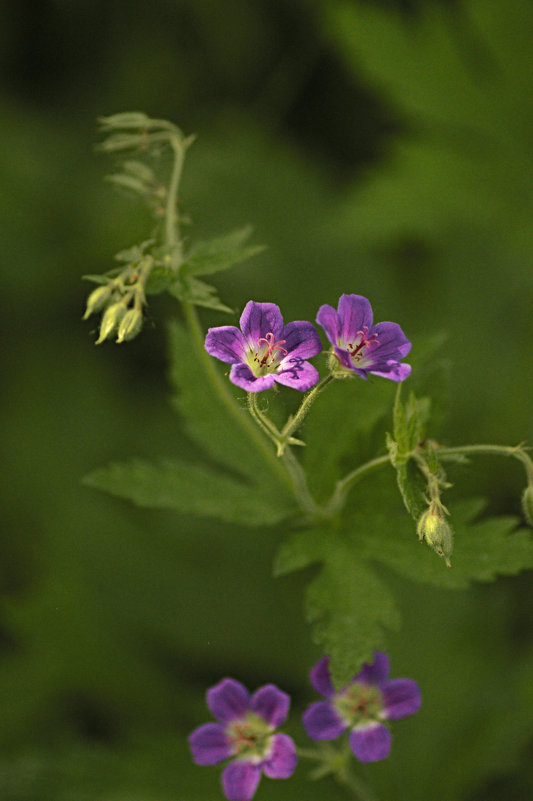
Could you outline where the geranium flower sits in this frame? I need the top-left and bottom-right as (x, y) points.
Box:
(316, 294), (411, 381)
(205, 301), (322, 392)
(189, 677), (297, 801)
(302, 653), (421, 762)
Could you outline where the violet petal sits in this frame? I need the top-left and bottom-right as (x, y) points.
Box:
(262, 733), (298, 779)
(370, 362), (412, 382)
(188, 722), (232, 765)
(349, 722), (391, 762)
(222, 760), (262, 801)
(302, 700), (347, 740)
(316, 304), (339, 346)
(356, 652), (390, 688)
(382, 678), (421, 720)
(281, 320), (323, 360)
(274, 359), (320, 391)
(249, 684), (290, 728)
(207, 678), (250, 723)
(309, 656), (336, 698)
(240, 301), (283, 347)
(338, 295), (373, 345)
(371, 321), (411, 359)
(229, 364), (277, 392)
(205, 326), (246, 364)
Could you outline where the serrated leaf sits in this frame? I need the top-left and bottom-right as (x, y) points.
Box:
(169, 277), (233, 313)
(273, 526), (400, 687)
(308, 545), (401, 688)
(395, 459), (427, 521)
(349, 472), (533, 588)
(83, 458), (292, 526)
(180, 226), (265, 278)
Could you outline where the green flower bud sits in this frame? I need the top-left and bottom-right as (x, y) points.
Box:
(95, 302), (127, 344)
(83, 285), (111, 319)
(417, 505), (453, 567)
(116, 308), (143, 343)
(521, 485), (533, 527)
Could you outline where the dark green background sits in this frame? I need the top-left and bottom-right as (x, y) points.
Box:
(1, 1), (533, 799)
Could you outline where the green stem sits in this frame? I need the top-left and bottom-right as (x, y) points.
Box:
(281, 446), (320, 518)
(166, 134), (186, 257)
(277, 373), (335, 454)
(437, 443), (533, 484)
(325, 454), (392, 517)
(247, 393), (283, 442)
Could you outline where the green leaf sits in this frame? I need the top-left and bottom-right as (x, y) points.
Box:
(274, 527), (400, 687)
(84, 458), (291, 526)
(180, 226), (265, 278)
(303, 377), (396, 499)
(169, 276), (233, 313)
(395, 459), (427, 521)
(308, 549), (401, 688)
(350, 473), (533, 588)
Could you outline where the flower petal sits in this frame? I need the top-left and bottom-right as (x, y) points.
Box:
(337, 295), (373, 345)
(382, 678), (421, 720)
(302, 700), (347, 740)
(349, 722), (391, 762)
(230, 364), (277, 392)
(371, 322), (412, 360)
(240, 301), (283, 347)
(370, 362), (412, 382)
(309, 656), (336, 698)
(282, 321), (322, 360)
(262, 733), (298, 779)
(249, 684), (290, 728)
(356, 652), (390, 688)
(222, 760), (262, 801)
(207, 678), (250, 723)
(316, 304), (339, 346)
(188, 722), (232, 765)
(274, 359), (320, 391)
(205, 326), (246, 364)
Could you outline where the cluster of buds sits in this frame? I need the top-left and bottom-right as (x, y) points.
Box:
(83, 256), (153, 344)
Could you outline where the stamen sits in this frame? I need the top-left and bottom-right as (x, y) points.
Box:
(256, 332), (288, 366)
(347, 326), (379, 362)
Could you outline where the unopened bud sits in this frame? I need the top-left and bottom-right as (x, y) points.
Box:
(417, 505), (454, 567)
(116, 308), (143, 343)
(95, 302), (127, 344)
(83, 285), (111, 319)
(521, 485), (533, 527)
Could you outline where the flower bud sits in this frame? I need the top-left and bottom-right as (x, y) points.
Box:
(116, 308), (143, 343)
(417, 505), (453, 567)
(83, 285), (111, 319)
(95, 302), (127, 344)
(521, 485), (533, 527)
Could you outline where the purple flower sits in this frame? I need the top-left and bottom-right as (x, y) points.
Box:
(302, 653), (421, 763)
(205, 301), (322, 392)
(189, 677), (297, 801)
(316, 294), (411, 381)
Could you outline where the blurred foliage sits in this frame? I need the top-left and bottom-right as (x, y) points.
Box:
(1, 0), (533, 799)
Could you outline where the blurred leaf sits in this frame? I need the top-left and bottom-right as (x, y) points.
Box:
(275, 526), (400, 687)
(353, 475), (533, 588)
(180, 225), (265, 278)
(84, 458), (291, 525)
